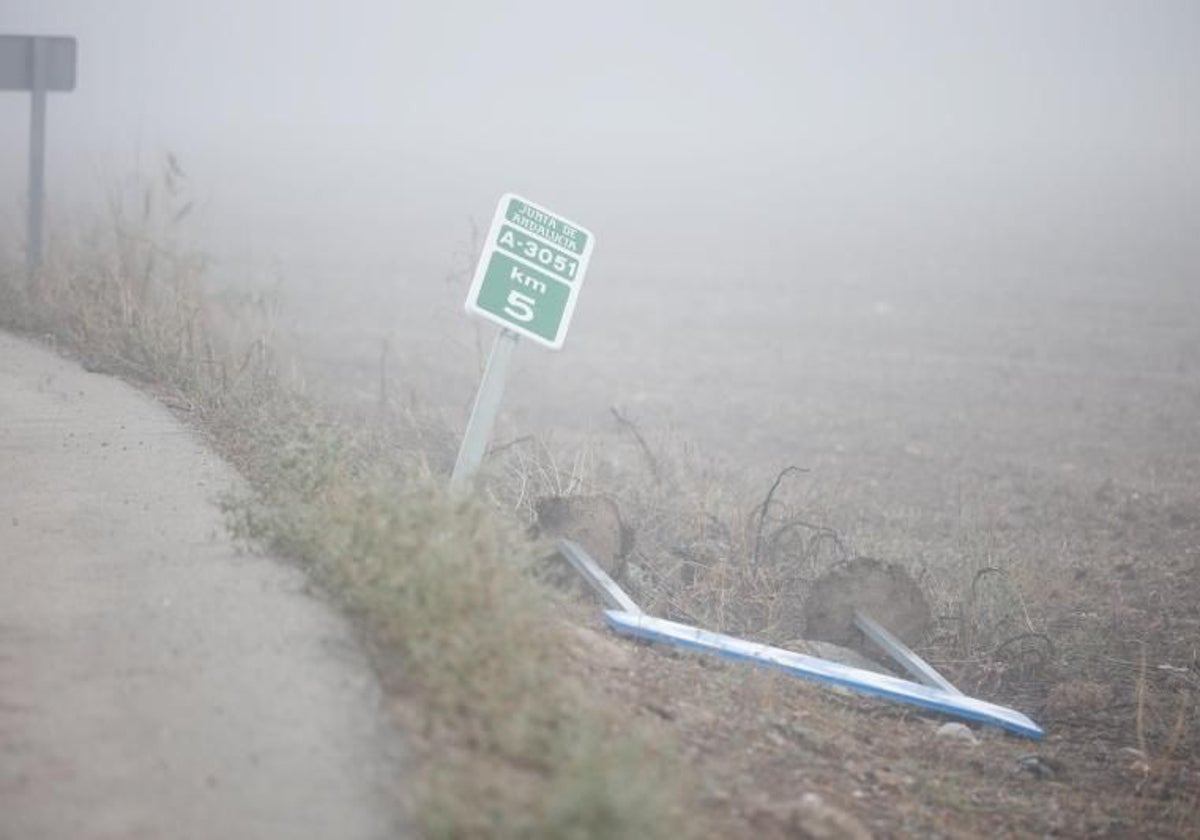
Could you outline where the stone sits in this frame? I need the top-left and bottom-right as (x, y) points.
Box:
(936, 722), (980, 745)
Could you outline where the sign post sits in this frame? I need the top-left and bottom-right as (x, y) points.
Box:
(0, 35), (77, 275)
(450, 194), (595, 489)
(449, 327), (519, 488)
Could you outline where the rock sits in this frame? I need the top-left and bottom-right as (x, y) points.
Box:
(936, 722), (980, 745)
(1015, 753), (1063, 780)
(787, 792), (873, 840)
(804, 556), (932, 648)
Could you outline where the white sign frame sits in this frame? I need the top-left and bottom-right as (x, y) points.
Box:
(464, 193), (595, 350)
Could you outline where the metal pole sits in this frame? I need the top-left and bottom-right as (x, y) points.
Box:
(450, 328), (519, 489)
(853, 609), (963, 695)
(27, 38), (47, 277)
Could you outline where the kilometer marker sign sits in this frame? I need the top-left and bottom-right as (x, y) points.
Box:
(465, 193), (595, 350)
(452, 194), (596, 487)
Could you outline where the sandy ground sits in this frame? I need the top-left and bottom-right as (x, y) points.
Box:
(0, 332), (407, 840)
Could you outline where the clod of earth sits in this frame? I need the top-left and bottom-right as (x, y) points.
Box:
(1015, 753), (1063, 780)
(534, 494), (633, 578)
(804, 556), (931, 649)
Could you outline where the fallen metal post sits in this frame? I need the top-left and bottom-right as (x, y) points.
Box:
(604, 610), (1043, 740)
(853, 609), (962, 695)
(555, 539), (642, 615)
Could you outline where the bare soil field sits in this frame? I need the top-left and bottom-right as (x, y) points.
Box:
(8, 202), (1196, 834)
(278, 266), (1200, 836)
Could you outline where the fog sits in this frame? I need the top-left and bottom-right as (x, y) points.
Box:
(4, 1), (1197, 282)
(6, 6), (1200, 832)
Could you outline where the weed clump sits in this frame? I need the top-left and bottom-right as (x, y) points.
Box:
(226, 433), (687, 839)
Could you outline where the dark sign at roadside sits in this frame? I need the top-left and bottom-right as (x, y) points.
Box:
(0, 35), (76, 91)
(0, 34), (78, 272)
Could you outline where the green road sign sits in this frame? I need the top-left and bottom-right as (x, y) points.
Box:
(465, 194), (595, 350)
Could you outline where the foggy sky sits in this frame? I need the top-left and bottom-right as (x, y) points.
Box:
(2, 0), (1197, 295)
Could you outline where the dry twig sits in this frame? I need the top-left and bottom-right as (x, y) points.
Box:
(610, 406), (662, 484)
(751, 465), (808, 571)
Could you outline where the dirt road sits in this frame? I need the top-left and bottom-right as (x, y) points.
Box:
(0, 332), (407, 839)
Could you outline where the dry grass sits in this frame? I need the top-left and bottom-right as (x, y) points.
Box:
(8, 160), (1199, 837)
(0, 162), (691, 839)
(471, 375), (1200, 828)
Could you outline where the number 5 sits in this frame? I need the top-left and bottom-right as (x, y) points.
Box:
(504, 290), (536, 322)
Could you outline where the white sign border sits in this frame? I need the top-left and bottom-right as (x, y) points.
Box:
(464, 192), (595, 350)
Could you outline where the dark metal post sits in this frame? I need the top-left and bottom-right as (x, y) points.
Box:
(27, 37), (47, 276)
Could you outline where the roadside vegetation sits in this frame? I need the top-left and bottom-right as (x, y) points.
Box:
(0, 165), (690, 839)
(4, 161), (1198, 837)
